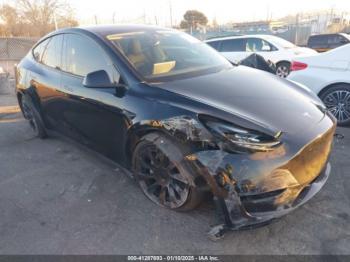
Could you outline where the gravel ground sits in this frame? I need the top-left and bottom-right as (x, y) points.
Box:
(0, 80), (349, 255)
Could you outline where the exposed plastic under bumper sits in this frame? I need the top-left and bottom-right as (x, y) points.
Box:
(208, 162), (331, 240)
(186, 118), (336, 240)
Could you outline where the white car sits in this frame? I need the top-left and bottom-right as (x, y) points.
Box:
(205, 35), (317, 78)
(288, 44), (350, 125)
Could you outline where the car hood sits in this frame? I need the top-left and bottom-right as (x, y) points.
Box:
(154, 66), (326, 135)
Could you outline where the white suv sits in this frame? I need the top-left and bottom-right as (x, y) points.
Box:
(205, 35), (317, 78)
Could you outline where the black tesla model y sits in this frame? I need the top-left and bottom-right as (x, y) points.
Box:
(15, 25), (336, 237)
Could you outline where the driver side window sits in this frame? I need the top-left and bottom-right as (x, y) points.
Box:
(62, 34), (119, 82)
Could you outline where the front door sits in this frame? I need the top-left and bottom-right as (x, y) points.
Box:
(58, 33), (128, 161)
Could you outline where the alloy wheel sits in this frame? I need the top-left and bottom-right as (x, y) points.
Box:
(134, 144), (190, 209)
(323, 90), (350, 123)
(276, 65), (290, 78)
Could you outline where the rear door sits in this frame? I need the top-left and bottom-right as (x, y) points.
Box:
(219, 38), (247, 63)
(30, 34), (64, 128)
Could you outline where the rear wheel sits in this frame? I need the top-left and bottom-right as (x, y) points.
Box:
(132, 133), (203, 211)
(20, 95), (47, 138)
(276, 62), (290, 78)
(320, 84), (350, 126)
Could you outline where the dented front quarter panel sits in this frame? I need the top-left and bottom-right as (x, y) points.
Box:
(142, 112), (337, 234)
(195, 115), (335, 233)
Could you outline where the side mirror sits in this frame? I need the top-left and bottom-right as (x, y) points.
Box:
(83, 70), (115, 88)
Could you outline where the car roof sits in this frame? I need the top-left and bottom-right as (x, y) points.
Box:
(56, 24), (172, 38)
(205, 34), (278, 42)
(309, 33), (349, 38)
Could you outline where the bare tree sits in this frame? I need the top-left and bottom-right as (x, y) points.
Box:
(0, 0), (78, 36)
(0, 4), (21, 36)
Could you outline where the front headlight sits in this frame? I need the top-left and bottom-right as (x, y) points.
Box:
(201, 118), (282, 152)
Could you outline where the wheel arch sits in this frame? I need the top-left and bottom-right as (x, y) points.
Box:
(125, 126), (156, 167)
(124, 117), (215, 192)
(318, 82), (350, 97)
(17, 86), (46, 126)
(124, 115), (207, 168)
(276, 60), (291, 67)
(124, 124), (174, 168)
(16, 91), (24, 111)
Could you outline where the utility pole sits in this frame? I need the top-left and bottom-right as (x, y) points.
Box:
(295, 13), (299, 44)
(169, 0), (173, 28)
(266, 4), (270, 22)
(94, 15), (98, 25)
(53, 13), (58, 30)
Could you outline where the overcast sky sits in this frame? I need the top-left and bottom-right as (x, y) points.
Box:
(2, 0), (350, 25)
(68, 0), (350, 25)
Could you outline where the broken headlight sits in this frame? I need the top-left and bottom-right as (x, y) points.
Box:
(202, 119), (282, 152)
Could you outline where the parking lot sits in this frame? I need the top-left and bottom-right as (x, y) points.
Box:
(0, 80), (349, 255)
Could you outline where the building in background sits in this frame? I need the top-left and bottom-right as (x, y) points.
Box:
(198, 10), (350, 46)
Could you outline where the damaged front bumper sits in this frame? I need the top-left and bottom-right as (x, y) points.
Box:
(211, 162), (331, 236)
(182, 116), (336, 239)
(204, 162), (331, 240)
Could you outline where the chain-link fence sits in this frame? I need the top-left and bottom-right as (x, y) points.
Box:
(0, 37), (39, 78)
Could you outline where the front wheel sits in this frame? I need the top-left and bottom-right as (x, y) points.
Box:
(276, 62), (290, 78)
(320, 84), (350, 126)
(132, 133), (203, 211)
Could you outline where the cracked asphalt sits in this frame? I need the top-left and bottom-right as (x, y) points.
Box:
(0, 79), (349, 254)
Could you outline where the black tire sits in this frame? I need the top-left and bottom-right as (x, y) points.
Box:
(319, 84), (350, 126)
(20, 95), (47, 138)
(276, 62), (290, 78)
(132, 133), (203, 211)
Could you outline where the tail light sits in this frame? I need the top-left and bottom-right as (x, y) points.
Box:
(291, 61), (308, 71)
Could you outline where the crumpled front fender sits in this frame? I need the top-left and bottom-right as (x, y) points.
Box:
(182, 121), (335, 240)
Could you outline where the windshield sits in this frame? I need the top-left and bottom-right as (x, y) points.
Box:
(107, 30), (232, 81)
(267, 36), (296, 49)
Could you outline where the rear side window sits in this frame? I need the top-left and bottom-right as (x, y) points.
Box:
(32, 38), (50, 62)
(220, 39), (245, 52)
(308, 35), (327, 47)
(206, 41), (221, 51)
(41, 35), (63, 69)
(329, 35), (349, 45)
(328, 35), (340, 45)
(308, 34), (350, 49)
(63, 34), (114, 78)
